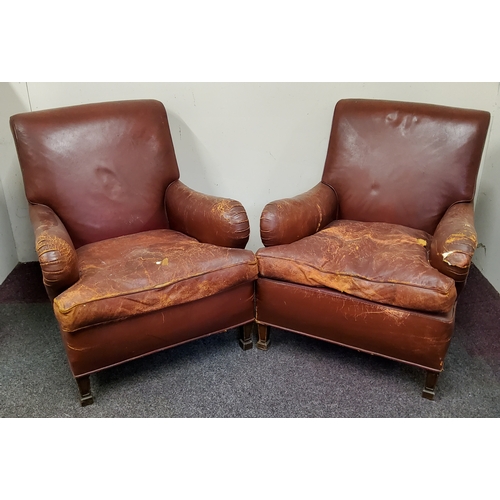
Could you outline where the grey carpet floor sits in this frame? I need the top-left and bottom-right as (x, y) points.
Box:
(0, 263), (499, 417)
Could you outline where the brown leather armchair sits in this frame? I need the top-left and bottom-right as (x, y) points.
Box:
(10, 99), (258, 406)
(256, 98), (490, 399)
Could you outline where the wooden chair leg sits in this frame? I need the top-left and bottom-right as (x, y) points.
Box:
(76, 375), (94, 406)
(256, 323), (271, 351)
(239, 322), (254, 351)
(422, 371), (439, 400)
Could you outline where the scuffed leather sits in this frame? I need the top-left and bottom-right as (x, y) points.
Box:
(54, 229), (257, 333)
(165, 180), (250, 249)
(260, 182), (337, 247)
(430, 202), (477, 282)
(29, 204), (79, 301)
(257, 220), (457, 313)
(10, 99), (259, 397)
(322, 99), (490, 234)
(256, 278), (455, 371)
(62, 282), (255, 377)
(254, 99), (490, 386)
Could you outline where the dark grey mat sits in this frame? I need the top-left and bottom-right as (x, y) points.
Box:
(0, 264), (499, 417)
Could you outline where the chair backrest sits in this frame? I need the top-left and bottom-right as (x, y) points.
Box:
(321, 99), (491, 234)
(10, 99), (180, 248)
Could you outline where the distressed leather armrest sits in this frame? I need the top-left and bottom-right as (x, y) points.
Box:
(29, 204), (79, 301)
(165, 180), (250, 249)
(260, 182), (337, 247)
(430, 202), (477, 282)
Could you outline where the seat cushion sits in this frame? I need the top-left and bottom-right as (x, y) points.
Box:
(256, 220), (457, 313)
(54, 229), (258, 332)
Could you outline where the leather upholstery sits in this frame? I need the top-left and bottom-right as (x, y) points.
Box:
(257, 98), (491, 397)
(29, 204), (79, 301)
(256, 278), (455, 372)
(430, 202), (477, 282)
(321, 99), (490, 234)
(166, 180), (250, 248)
(257, 220), (456, 313)
(62, 282), (255, 377)
(10, 99), (257, 405)
(55, 229), (257, 333)
(11, 100), (179, 248)
(260, 182), (337, 246)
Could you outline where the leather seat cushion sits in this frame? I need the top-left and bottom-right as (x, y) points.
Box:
(54, 229), (258, 332)
(256, 220), (456, 313)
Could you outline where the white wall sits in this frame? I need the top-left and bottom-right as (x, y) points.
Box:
(0, 175), (17, 284)
(473, 85), (500, 291)
(0, 83), (31, 283)
(2, 82), (500, 292)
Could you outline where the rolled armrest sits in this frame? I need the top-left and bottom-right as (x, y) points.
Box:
(260, 182), (337, 247)
(29, 204), (79, 300)
(165, 180), (250, 249)
(430, 202), (477, 282)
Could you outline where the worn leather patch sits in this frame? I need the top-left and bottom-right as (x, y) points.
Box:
(257, 220), (457, 313)
(54, 229), (257, 332)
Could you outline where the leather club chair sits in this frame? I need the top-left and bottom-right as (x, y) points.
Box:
(256, 98), (490, 399)
(10, 99), (258, 406)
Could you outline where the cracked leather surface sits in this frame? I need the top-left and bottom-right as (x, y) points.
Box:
(165, 180), (250, 249)
(54, 229), (257, 332)
(430, 202), (477, 281)
(260, 182), (337, 247)
(257, 220), (457, 313)
(29, 203), (79, 300)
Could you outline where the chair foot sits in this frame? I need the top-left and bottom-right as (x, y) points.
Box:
(256, 324), (271, 351)
(76, 375), (94, 406)
(422, 371), (439, 400)
(239, 322), (254, 351)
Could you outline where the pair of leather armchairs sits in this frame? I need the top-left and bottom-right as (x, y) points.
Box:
(10, 98), (490, 406)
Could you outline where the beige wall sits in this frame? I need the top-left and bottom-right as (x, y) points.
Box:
(1, 82), (499, 292)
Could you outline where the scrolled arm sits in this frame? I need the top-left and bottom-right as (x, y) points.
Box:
(260, 182), (337, 247)
(165, 180), (250, 249)
(430, 202), (477, 283)
(29, 204), (79, 301)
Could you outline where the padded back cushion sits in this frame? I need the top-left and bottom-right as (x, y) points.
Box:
(321, 99), (490, 234)
(10, 99), (180, 247)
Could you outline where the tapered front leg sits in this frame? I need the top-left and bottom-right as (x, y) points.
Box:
(76, 375), (94, 406)
(422, 371), (439, 400)
(239, 322), (254, 351)
(256, 324), (271, 351)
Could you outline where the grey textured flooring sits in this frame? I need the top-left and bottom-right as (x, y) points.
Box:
(0, 263), (499, 417)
